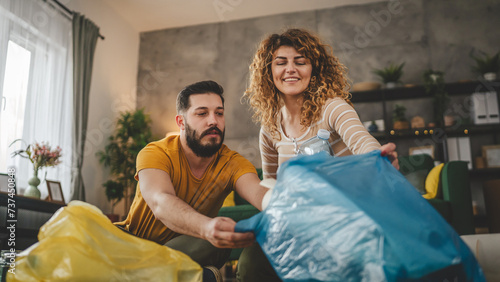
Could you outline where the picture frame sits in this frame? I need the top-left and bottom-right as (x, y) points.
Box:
(0, 173), (9, 193)
(409, 145), (435, 159)
(482, 145), (500, 168)
(46, 180), (65, 204)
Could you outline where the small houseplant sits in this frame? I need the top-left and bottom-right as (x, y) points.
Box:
(470, 50), (500, 81)
(423, 69), (450, 127)
(373, 62), (405, 88)
(393, 104), (409, 130)
(10, 140), (62, 198)
(97, 108), (152, 219)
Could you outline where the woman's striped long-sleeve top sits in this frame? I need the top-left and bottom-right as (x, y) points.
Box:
(260, 97), (381, 179)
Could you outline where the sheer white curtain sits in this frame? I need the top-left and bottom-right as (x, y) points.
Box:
(0, 0), (72, 202)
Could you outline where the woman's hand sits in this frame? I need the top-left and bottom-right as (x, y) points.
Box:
(380, 143), (399, 170)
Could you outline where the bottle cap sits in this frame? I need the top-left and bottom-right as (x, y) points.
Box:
(317, 129), (330, 140)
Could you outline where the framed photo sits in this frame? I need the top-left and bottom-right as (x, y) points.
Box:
(409, 145), (435, 159)
(482, 145), (500, 168)
(0, 173), (9, 193)
(46, 180), (65, 204)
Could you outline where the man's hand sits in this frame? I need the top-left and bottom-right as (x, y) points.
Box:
(380, 142), (399, 170)
(202, 217), (255, 249)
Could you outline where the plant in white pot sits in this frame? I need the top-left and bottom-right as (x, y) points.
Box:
(373, 62), (405, 88)
(470, 50), (499, 81)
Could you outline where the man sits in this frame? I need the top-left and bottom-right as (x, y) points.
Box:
(115, 80), (269, 281)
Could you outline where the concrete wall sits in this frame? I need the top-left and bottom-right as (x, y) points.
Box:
(136, 0), (500, 169)
(66, 0), (139, 216)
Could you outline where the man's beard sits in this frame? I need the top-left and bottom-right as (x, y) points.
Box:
(185, 123), (225, 158)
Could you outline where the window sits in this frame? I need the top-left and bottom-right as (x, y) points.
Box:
(0, 40), (31, 172)
(0, 0), (73, 201)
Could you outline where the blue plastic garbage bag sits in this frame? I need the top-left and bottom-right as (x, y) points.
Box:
(236, 150), (484, 281)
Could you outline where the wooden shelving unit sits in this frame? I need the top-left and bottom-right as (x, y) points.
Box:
(351, 80), (500, 232)
(350, 80), (500, 163)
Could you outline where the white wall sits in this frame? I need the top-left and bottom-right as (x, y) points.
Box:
(66, 0), (139, 217)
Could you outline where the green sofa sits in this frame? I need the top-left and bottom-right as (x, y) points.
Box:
(398, 154), (475, 235)
(218, 154), (475, 261)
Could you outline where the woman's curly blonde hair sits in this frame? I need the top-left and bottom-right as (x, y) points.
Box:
(243, 28), (351, 139)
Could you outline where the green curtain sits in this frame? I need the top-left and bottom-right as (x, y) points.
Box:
(71, 13), (99, 201)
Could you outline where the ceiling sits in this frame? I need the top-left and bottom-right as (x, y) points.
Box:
(102, 0), (384, 32)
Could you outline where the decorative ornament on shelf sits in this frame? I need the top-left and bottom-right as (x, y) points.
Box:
(470, 50), (499, 81)
(368, 120), (379, 132)
(10, 140), (62, 199)
(392, 104), (409, 130)
(423, 69), (449, 127)
(444, 115), (456, 127)
(351, 81), (382, 92)
(372, 62), (405, 89)
(411, 116), (425, 129)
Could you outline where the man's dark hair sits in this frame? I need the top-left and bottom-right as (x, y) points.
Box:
(176, 80), (225, 114)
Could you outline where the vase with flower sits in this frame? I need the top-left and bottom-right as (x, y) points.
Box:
(10, 140), (62, 199)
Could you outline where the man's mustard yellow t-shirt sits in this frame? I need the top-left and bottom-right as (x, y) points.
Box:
(115, 134), (257, 245)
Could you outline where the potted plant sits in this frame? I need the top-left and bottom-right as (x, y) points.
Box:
(470, 50), (500, 81)
(373, 62), (405, 88)
(423, 69), (450, 127)
(10, 140), (62, 198)
(103, 180), (125, 222)
(96, 108), (152, 221)
(393, 104), (409, 130)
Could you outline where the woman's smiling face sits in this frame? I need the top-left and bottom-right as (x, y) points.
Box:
(271, 45), (313, 97)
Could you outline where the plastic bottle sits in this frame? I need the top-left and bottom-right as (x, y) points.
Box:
(297, 129), (334, 156)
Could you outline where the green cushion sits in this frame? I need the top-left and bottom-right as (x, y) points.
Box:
(256, 168), (263, 180)
(398, 154), (434, 176)
(218, 205), (260, 261)
(234, 192), (251, 206)
(218, 205), (259, 222)
(404, 169), (429, 194)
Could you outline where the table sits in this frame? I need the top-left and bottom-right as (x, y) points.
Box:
(0, 192), (65, 250)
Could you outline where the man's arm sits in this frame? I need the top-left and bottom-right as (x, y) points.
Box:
(139, 168), (255, 248)
(234, 172), (270, 211)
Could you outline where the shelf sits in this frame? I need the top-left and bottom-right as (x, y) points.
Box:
(386, 128), (444, 139)
(445, 124), (500, 137)
(350, 80), (500, 103)
(0, 192), (65, 214)
(369, 124), (500, 141)
(469, 168), (500, 178)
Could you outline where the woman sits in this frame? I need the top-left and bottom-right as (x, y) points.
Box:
(244, 28), (398, 179)
(237, 28), (398, 281)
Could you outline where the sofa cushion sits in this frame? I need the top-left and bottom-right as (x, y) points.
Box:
(423, 163), (444, 199)
(222, 191), (236, 207)
(218, 205), (259, 222)
(218, 205), (260, 261)
(428, 198), (452, 222)
(405, 169), (429, 194)
(398, 154), (434, 176)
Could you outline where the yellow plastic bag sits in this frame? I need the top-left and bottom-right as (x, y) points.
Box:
(8, 201), (202, 282)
